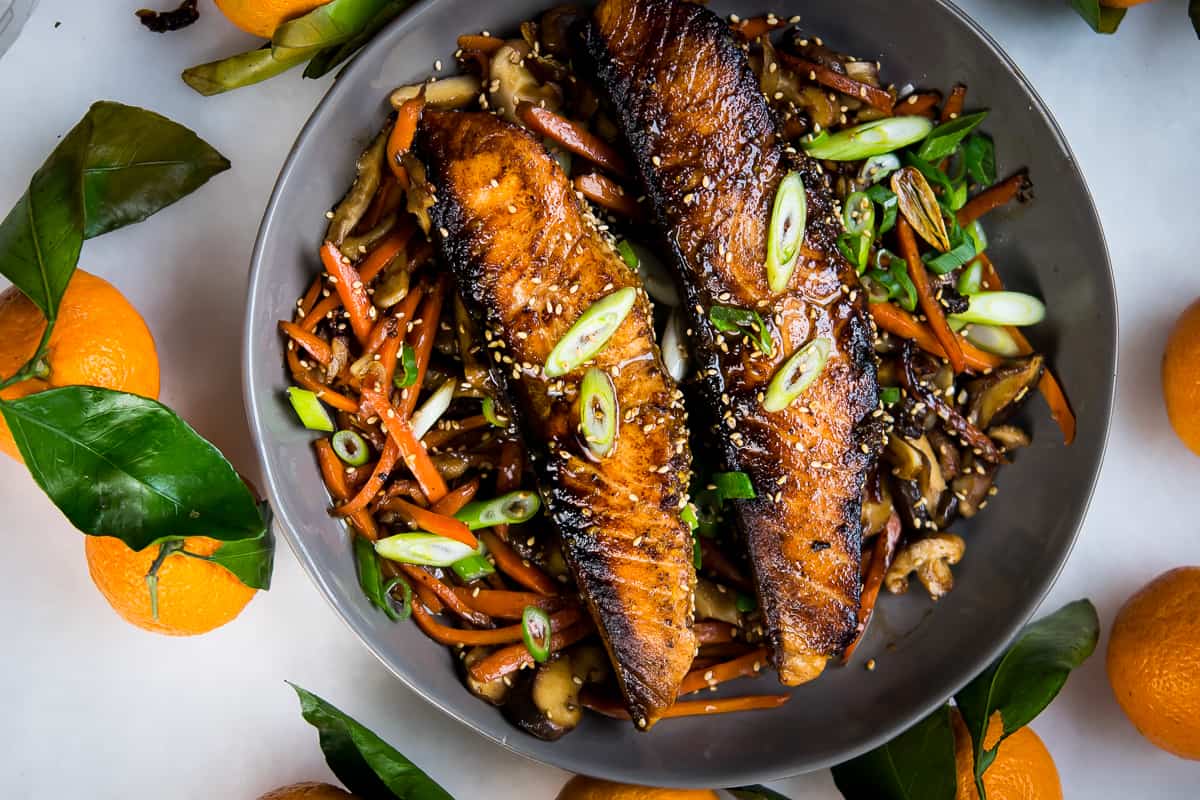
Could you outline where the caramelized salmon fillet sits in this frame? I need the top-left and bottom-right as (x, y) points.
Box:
(585, 0), (880, 684)
(416, 109), (696, 726)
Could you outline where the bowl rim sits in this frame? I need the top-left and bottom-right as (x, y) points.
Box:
(243, 0), (1117, 786)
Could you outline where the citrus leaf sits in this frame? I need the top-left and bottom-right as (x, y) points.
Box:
(292, 683), (454, 800)
(304, 0), (415, 79)
(831, 704), (956, 800)
(1068, 0), (1127, 33)
(954, 599), (1098, 791)
(197, 505), (275, 590)
(0, 387), (264, 551)
(272, 0), (392, 58)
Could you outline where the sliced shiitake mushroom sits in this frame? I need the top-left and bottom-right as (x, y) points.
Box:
(910, 434), (946, 514)
(989, 424), (1031, 451)
(966, 354), (1044, 430)
(489, 41), (563, 123)
(502, 653), (581, 740)
(889, 474), (934, 533)
(389, 75), (483, 110)
(462, 647), (510, 706)
(695, 577), (742, 625)
(538, 5), (585, 59)
(926, 428), (961, 481)
(884, 433), (924, 482)
(951, 453), (998, 518)
(861, 467), (895, 538)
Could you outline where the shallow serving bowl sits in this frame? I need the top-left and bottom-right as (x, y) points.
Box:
(244, 0), (1116, 787)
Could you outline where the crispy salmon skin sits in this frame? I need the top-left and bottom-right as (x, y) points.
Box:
(585, 0), (879, 684)
(416, 109), (696, 726)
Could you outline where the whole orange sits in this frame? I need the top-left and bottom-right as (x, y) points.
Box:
(953, 710), (1062, 800)
(258, 783), (358, 800)
(213, 0), (333, 38)
(0, 270), (159, 462)
(85, 535), (256, 636)
(1107, 567), (1200, 759)
(1162, 298), (1200, 456)
(556, 777), (719, 800)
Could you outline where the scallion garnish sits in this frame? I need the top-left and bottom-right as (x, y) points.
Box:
(858, 153), (901, 185)
(455, 490), (542, 530)
(962, 323), (1022, 357)
(763, 337), (832, 413)
(964, 133), (997, 186)
(481, 396), (508, 428)
(543, 287), (637, 377)
(924, 236), (976, 275)
(891, 167), (950, 252)
(917, 110), (989, 162)
(735, 592), (758, 613)
(950, 291), (1046, 327)
(382, 576), (413, 621)
(286, 387), (335, 432)
(880, 386), (902, 405)
(409, 378), (456, 440)
(374, 533), (477, 567)
(616, 239), (639, 269)
(865, 184), (899, 235)
(393, 344), (419, 389)
(713, 470), (756, 500)
(840, 190), (875, 272)
(451, 552), (496, 583)
(580, 367), (618, 458)
(681, 503), (700, 531)
(800, 116), (933, 161)
(709, 305), (774, 356)
(331, 430), (369, 466)
(966, 220), (987, 254)
(957, 259), (984, 295)
(521, 606), (552, 663)
(766, 171), (806, 293)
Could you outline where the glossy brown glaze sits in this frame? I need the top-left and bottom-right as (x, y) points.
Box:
(585, 0), (880, 684)
(416, 109), (696, 726)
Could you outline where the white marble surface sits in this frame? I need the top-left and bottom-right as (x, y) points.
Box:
(1, 1), (1198, 798)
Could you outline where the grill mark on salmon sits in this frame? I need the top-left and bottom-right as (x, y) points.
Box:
(584, 0), (880, 684)
(416, 109), (696, 725)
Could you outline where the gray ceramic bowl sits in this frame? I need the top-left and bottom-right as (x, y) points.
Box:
(244, 0), (1115, 787)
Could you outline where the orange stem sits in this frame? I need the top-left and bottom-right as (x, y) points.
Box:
(843, 512), (902, 662)
(422, 416), (490, 449)
(895, 91), (941, 118)
(315, 439), (378, 539)
(516, 101), (628, 176)
(287, 348), (359, 412)
(479, 530), (559, 596)
(399, 565), (490, 626)
(730, 15), (787, 40)
(897, 218), (966, 373)
(387, 94), (425, 184)
(450, 587), (566, 619)
(456, 34), (504, 54)
(581, 692), (790, 720)
(400, 277), (448, 417)
(334, 438), (400, 518)
(941, 84), (966, 123)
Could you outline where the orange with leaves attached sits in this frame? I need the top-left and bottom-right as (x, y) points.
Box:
(0, 270), (159, 462)
(213, 0), (333, 38)
(556, 777), (718, 800)
(1162, 299), (1200, 456)
(952, 710), (1062, 800)
(84, 535), (256, 636)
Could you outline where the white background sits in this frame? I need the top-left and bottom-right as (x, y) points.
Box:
(1, 1), (1198, 797)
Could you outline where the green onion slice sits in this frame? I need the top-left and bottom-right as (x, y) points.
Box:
(763, 337), (832, 413)
(735, 592), (758, 613)
(709, 305), (774, 356)
(950, 291), (1046, 327)
(451, 552), (496, 583)
(957, 259), (984, 295)
(544, 287), (637, 377)
(481, 396), (508, 428)
(843, 191), (875, 237)
(382, 576), (413, 621)
(801, 116), (934, 161)
(962, 323), (1022, 357)
(331, 430), (369, 466)
(880, 386), (902, 405)
(966, 220), (987, 254)
(917, 110), (988, 163)
(858, 153), (901, 185)
(713, 470), (756, 500)
(287, 387), (334, 432)
(455, 490), (542, 530)
(616, 239), (639, 269)
(375, 533), (476, 567)
(521, 606), (552, 663)
(580, 367), (618, 459)
(766, 172), (807, 293)
(681, 503), (700, 531)
(410, 379), (457, 440)
(393, 344), (419, 389)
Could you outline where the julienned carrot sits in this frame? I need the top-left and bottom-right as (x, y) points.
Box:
(895, 91), (941, 118)
(897, 218), (966, 373)
(973, 255), (1076, 444)
(516, 102), (629, 177)
(360, 224), (414, 280)
(383, 496), (477, 548)
(430, 477), (481, 516)
(364, 390), (449, 503)
(580, 692), (790, 720)
(315, 439), (378, 539)
(776, 51), (894, 113)
(730, 14), (787, 40)
(399, 277), (448, 417)
(694, 620), (738, 645)
(334, 438), (400, 518)
(320, 241), (375, 343)
(359, 176), (400, 233)
(301, 294), (341, 333)
(456, 34), (504, 54)
(279, 320), (332, 365)
(941, 84), (966, 123)
(573, 173), (640, 217)
(843, 513), (902, 662)
(364, 284), (423, 365)
(468, 622), (595, 683)
(423, 416), (490, 450)
(678, 647), (769, 696)
(698, 538), (752, 592)
(399, 565), (490, 626)
(869, 303), (1002, 373)
(287, 348), (360, 412)
(387, 94), (425, 185)
(299, 275), (323, 316)
(412, 602), (582, 647)
(479, 530), (559, 596)
(956, 171), (1029, 226)
(450, 587), (565, 618)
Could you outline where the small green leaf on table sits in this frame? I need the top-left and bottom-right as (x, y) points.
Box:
(0, 387), (265, 552)
(831, 704), (957, 800)
(1068, 0), (1127, 33)
(292, 683), (454, 800)
(954, 599), (1098, 795)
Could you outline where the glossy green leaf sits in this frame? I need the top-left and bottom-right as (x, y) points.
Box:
(272, 0), (391, 57)
(1069, 0), (1127, 33)
(292, 683), (454, 800)
(183, 46), (311, 96)
(200, 513), (275, 590)
(304, 0), (415, 79)
(963, 135), (996, 187)
(954, 600), (1098, 794)
(917, 111), (988, 163)
(730, 787), (792, 800)
(831, 704), (957, 800)
(0, 387), (264, 551)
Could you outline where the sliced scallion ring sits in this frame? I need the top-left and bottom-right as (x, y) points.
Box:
(286, 387), (334, 432)
(763, 337), (832, 413)
(375, 533), (477, 567)
(962, 323), (1022, 357)
(521, 606), (552, 663)
(966, 219), (988, 254)
(950, 291), (1046, 327)
(956, 259), (984, 295)
(331, 430), (369, 466)
(382, 576), (413, 621)
(580, 367), (618, 458)
(451, 552), (496, 583)
(858, 152), (901, 184)
(481, 396), (508, 428)
(766, 172), (807, 293)
(801, 116), (934, 161)
(455, 490), (542, 530)
(410, 378), (457, 440)
(543, 287), (637, 377)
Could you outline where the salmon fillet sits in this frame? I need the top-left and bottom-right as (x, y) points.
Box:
(585, 0), (880, 684)
(416, 109), (696, 726)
